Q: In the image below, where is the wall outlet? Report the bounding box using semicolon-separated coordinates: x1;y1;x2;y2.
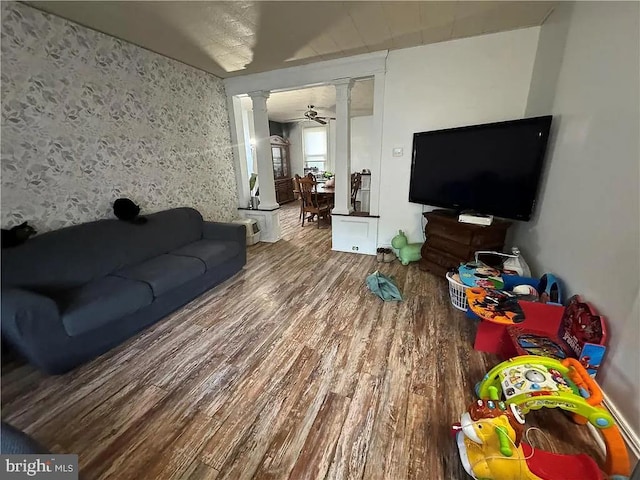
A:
352;246;359;251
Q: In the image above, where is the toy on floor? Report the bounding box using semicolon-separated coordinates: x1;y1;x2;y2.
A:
504;295;608;377
538;274;562;305
453;397;611;480
474;356;630;478
459;261;504;289
466;287;525;324
463;250;562;305
390;230;421;265
476;247;531;277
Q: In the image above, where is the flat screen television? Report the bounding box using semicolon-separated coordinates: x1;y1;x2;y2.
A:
409;116;552;221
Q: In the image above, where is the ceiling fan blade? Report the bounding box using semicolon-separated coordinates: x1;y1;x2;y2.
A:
314;118;327;125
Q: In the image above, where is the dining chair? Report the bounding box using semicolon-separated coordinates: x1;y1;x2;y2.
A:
293;174;304;222
351;172;362;211
298;175;331;228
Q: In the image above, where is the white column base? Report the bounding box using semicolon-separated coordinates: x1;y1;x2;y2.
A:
331;216;379;255
258;202;280;211
331;206;354;216
239;209;281;243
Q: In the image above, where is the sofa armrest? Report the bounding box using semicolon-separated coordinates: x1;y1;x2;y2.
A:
202;221;246;245
1;288;60;344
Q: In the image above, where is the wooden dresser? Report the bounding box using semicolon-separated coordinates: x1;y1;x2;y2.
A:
420;211;511;276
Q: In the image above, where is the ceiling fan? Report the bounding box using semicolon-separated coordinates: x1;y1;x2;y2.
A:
294;105;335;125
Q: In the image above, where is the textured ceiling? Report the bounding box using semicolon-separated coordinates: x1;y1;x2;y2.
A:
241;79;374;123
28;1;556;78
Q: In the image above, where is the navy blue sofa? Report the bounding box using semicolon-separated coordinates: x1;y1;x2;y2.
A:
1;208;246;374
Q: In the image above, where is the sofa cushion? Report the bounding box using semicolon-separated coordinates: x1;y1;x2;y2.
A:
59;277;153;337
113;254;205;297
171;240;241;270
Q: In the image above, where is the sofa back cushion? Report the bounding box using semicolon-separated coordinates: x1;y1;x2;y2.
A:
2;208;203;292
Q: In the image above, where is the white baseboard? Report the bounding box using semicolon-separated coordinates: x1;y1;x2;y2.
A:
591;392;640;464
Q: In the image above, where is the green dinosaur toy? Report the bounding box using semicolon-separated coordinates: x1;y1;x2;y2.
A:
391;230;422;266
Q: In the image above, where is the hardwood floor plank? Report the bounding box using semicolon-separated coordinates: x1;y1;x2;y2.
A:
287;392;350;480
49;382;168;464
215;346;322;479
199;340;305;469
362;300;415;480
326;373;380;480
252;337;345;480
179;460;220;480
142;412;220;480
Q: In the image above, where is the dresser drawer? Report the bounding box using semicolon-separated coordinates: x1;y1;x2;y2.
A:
422;246;461;271
426;236;474;260
426;221;474;245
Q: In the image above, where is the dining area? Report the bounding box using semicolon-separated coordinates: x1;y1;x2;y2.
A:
293;173;335;228
292;172;364;228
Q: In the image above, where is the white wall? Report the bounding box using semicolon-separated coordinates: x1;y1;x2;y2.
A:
1;2;238;231
351;115;374;174
241;106;257;177
288;122;305;177
513;2;640;435
377;27;540;245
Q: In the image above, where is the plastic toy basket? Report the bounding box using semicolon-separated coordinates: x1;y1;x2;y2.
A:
446;271;468;312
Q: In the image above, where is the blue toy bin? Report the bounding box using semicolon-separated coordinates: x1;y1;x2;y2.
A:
502;274;539;290
503;273;563;305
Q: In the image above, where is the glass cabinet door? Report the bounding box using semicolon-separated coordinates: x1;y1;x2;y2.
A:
272;146;283;178
281;147;289;177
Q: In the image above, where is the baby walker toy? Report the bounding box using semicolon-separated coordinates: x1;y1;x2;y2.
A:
456;355;631;480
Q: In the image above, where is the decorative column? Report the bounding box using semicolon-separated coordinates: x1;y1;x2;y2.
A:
331;78;354;215
248;90;278;210
245;90;281;242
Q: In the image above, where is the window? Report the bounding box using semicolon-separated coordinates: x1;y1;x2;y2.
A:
303;126;327;170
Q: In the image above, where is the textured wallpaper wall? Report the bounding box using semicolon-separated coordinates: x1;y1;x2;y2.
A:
1;2;238;232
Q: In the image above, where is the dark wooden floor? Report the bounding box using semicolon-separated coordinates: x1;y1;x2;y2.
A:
1;203;603;479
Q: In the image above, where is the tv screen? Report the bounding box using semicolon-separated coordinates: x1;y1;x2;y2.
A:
409;116;552;221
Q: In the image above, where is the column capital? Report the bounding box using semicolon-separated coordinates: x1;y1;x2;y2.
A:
247;90;271;100
333;78;355;89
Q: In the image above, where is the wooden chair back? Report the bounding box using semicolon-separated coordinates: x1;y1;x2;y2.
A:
298;175;321;210
298;174;330;227
351;172;362;210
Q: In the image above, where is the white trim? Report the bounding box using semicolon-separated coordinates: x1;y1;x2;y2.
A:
228;96;250;209
224;51;387;96
368;69;387;216
602;392;640;463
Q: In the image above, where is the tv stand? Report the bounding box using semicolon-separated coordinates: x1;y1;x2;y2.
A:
420;210;511;276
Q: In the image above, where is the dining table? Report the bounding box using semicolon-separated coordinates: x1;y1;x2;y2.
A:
316;184;335;198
